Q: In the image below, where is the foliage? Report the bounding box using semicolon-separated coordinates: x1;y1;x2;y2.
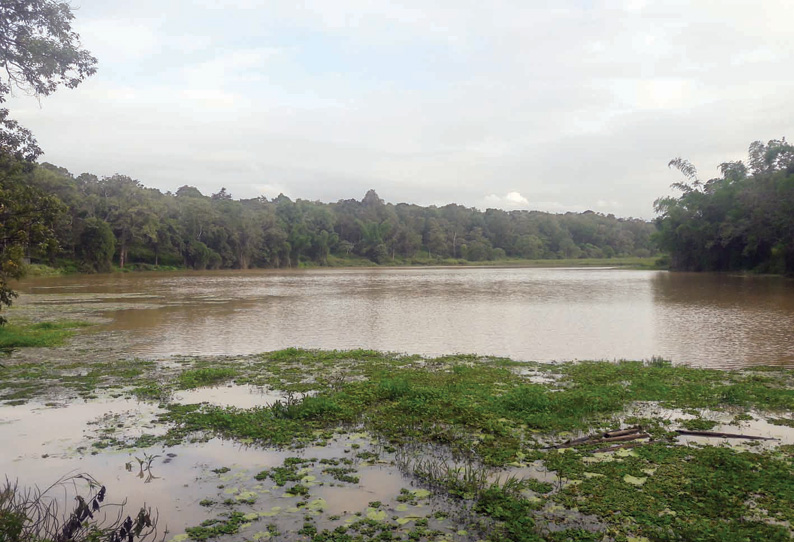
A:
151;351;792;469
655;138;794;274
0;0;96;322
0;155;64;324
0;0;97;160
77;217;115;272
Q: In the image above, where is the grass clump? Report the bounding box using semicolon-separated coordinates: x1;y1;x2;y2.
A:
253;458;315;487
321;466;359;484
0;320;91;349
474;486;542;542
287;483;310;496
177;367;236;389
681;418;719;431
184;511;245;540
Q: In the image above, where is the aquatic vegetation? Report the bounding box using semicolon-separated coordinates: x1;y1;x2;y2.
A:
547;443;794;541
474;485;541;542
0;319;91;349
3;348;793;541
184;511;246;540
177;367;237;389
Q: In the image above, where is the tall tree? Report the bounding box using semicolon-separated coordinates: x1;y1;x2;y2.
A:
0;155;63;323
0;0;96;322
655;139;794;274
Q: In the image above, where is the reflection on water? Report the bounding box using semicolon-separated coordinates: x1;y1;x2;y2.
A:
172;385;287;409
651;273;794;368
14;267;794;368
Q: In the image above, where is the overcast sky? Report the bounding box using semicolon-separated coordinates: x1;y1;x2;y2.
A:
8;0;794;218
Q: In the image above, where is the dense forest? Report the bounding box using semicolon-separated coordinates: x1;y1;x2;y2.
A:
5;159;657;273
655;138;794;275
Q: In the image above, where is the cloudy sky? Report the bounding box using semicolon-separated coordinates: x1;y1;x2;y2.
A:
8;0;793;218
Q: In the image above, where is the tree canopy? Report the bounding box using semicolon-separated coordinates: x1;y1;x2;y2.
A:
0;0;97;160
15;163;658;274
655;138;794;274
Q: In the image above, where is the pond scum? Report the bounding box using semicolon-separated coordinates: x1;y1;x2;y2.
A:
1;345;793;542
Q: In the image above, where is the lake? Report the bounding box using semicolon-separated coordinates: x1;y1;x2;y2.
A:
13;267;794;368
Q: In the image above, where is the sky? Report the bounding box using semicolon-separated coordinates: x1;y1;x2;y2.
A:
7;0;794;219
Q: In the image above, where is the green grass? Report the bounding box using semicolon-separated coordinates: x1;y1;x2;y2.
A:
177;367;237;389
0;320;91;349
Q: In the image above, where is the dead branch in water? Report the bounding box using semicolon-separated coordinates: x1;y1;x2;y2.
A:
546;426;648;450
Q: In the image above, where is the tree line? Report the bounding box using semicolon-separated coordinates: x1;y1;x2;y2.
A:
10;161;657;273
654;138;794;275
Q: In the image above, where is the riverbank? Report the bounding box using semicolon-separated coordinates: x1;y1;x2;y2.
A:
1;340;792;541
22;255;663;278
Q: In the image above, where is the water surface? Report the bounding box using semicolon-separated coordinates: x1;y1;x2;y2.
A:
14;267;794;368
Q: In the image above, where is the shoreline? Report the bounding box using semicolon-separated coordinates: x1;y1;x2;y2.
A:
21;256;663;280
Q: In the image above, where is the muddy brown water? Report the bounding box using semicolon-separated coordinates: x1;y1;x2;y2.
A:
12;267;794;368
0;396;470;539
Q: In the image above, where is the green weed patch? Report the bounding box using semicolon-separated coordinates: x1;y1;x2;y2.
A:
0;320;91;349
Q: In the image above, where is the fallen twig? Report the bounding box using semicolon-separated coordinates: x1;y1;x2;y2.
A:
604;426;643;438
675;430;777;441
546;426;647;450
599;432;650;444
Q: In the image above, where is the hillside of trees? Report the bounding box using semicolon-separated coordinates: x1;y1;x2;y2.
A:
654;138;794;275
11;161;657;272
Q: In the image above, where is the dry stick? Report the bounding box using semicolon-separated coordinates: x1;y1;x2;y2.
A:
548;430;649;450
597;432;650;444
604;426;642;438
559;426;640;447
675;430;777;441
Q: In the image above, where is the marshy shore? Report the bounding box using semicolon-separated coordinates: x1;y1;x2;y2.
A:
2;338;792;542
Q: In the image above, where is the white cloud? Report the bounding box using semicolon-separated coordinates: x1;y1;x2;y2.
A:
6;0;794;219
483;191;530;210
